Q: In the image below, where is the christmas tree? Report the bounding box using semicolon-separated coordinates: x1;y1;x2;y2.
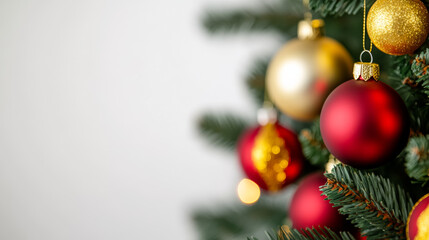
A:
193;0;429;239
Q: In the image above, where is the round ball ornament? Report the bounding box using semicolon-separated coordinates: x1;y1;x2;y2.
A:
266;19;353;121
289;172;346;230
320;62;410;168
237;122;304;192
367;0;429;55
407;193;429;240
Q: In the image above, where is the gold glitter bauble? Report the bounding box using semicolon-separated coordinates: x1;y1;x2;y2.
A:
367;0;429;56
266;20;353;121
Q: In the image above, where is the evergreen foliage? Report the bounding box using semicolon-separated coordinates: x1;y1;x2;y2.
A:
198;113;249;150
279;227;355;240
298;121;330;167
248;227;356;240
309;0;371;16
405;135;429;185
246;58;270;105
202;10;301;35
202;0;303;35
411;48;429;99
390;52;429;135
192;198;287;240
321;165;413;239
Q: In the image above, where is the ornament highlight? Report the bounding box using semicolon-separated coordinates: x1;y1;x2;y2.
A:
289;172;346;230
407;193;429;240
367;0;429;55
266;19;353;121
237;123;304;192
320;62;410;168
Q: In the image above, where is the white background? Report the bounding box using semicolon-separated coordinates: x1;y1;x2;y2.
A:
0;0;281;239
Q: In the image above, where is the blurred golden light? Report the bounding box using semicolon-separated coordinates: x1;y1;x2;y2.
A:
237;178;261;205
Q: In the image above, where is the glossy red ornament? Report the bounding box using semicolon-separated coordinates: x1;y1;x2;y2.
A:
407;193;429;240
320;79;410;169
289;172;346;230
238;123;304;192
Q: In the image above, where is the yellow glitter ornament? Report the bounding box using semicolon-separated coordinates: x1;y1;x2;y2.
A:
367;0;429;56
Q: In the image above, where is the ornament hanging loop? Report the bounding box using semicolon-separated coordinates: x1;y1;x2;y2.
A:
360;50;373;63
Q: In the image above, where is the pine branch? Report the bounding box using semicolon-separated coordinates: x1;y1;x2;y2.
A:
192;198;287;240
264;232;277;240
201;0;303;35
198;113;249;150
249;227;355;240
246;58;269;105
412;48;429;97
309;0;375;17
299;121;330;167
279;227;356;240
405;135;429;185
389;50;429;134
202;11;300;35
321;165;414;239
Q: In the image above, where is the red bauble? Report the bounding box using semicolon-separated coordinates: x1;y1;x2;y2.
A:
320;79;410;168
407;193;429;240
238;123;304;192
352;229;368;240
289;172;346;230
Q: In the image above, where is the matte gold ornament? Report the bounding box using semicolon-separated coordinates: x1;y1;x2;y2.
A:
367;0;429;55
266;20;353;121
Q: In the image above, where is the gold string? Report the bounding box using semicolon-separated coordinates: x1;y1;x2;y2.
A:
363;0;373;52
303;0;312;20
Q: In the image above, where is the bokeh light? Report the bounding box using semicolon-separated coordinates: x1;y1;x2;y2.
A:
237;178;261;205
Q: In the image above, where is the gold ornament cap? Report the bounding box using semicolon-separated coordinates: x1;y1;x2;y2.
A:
353;62;380;81
298;19;324;40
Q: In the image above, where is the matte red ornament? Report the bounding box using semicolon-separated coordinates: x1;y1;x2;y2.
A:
237;123;304;192
289;172;346;230
320;78;410;169
352;229;368;240
407;193;429;240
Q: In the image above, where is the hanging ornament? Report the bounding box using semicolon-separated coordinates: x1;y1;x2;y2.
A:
266;19;353;121
237;106;304;192
320;57;410;168
289;172;347;231
320;0;410;169
367;0;429;55
407;193;429;240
